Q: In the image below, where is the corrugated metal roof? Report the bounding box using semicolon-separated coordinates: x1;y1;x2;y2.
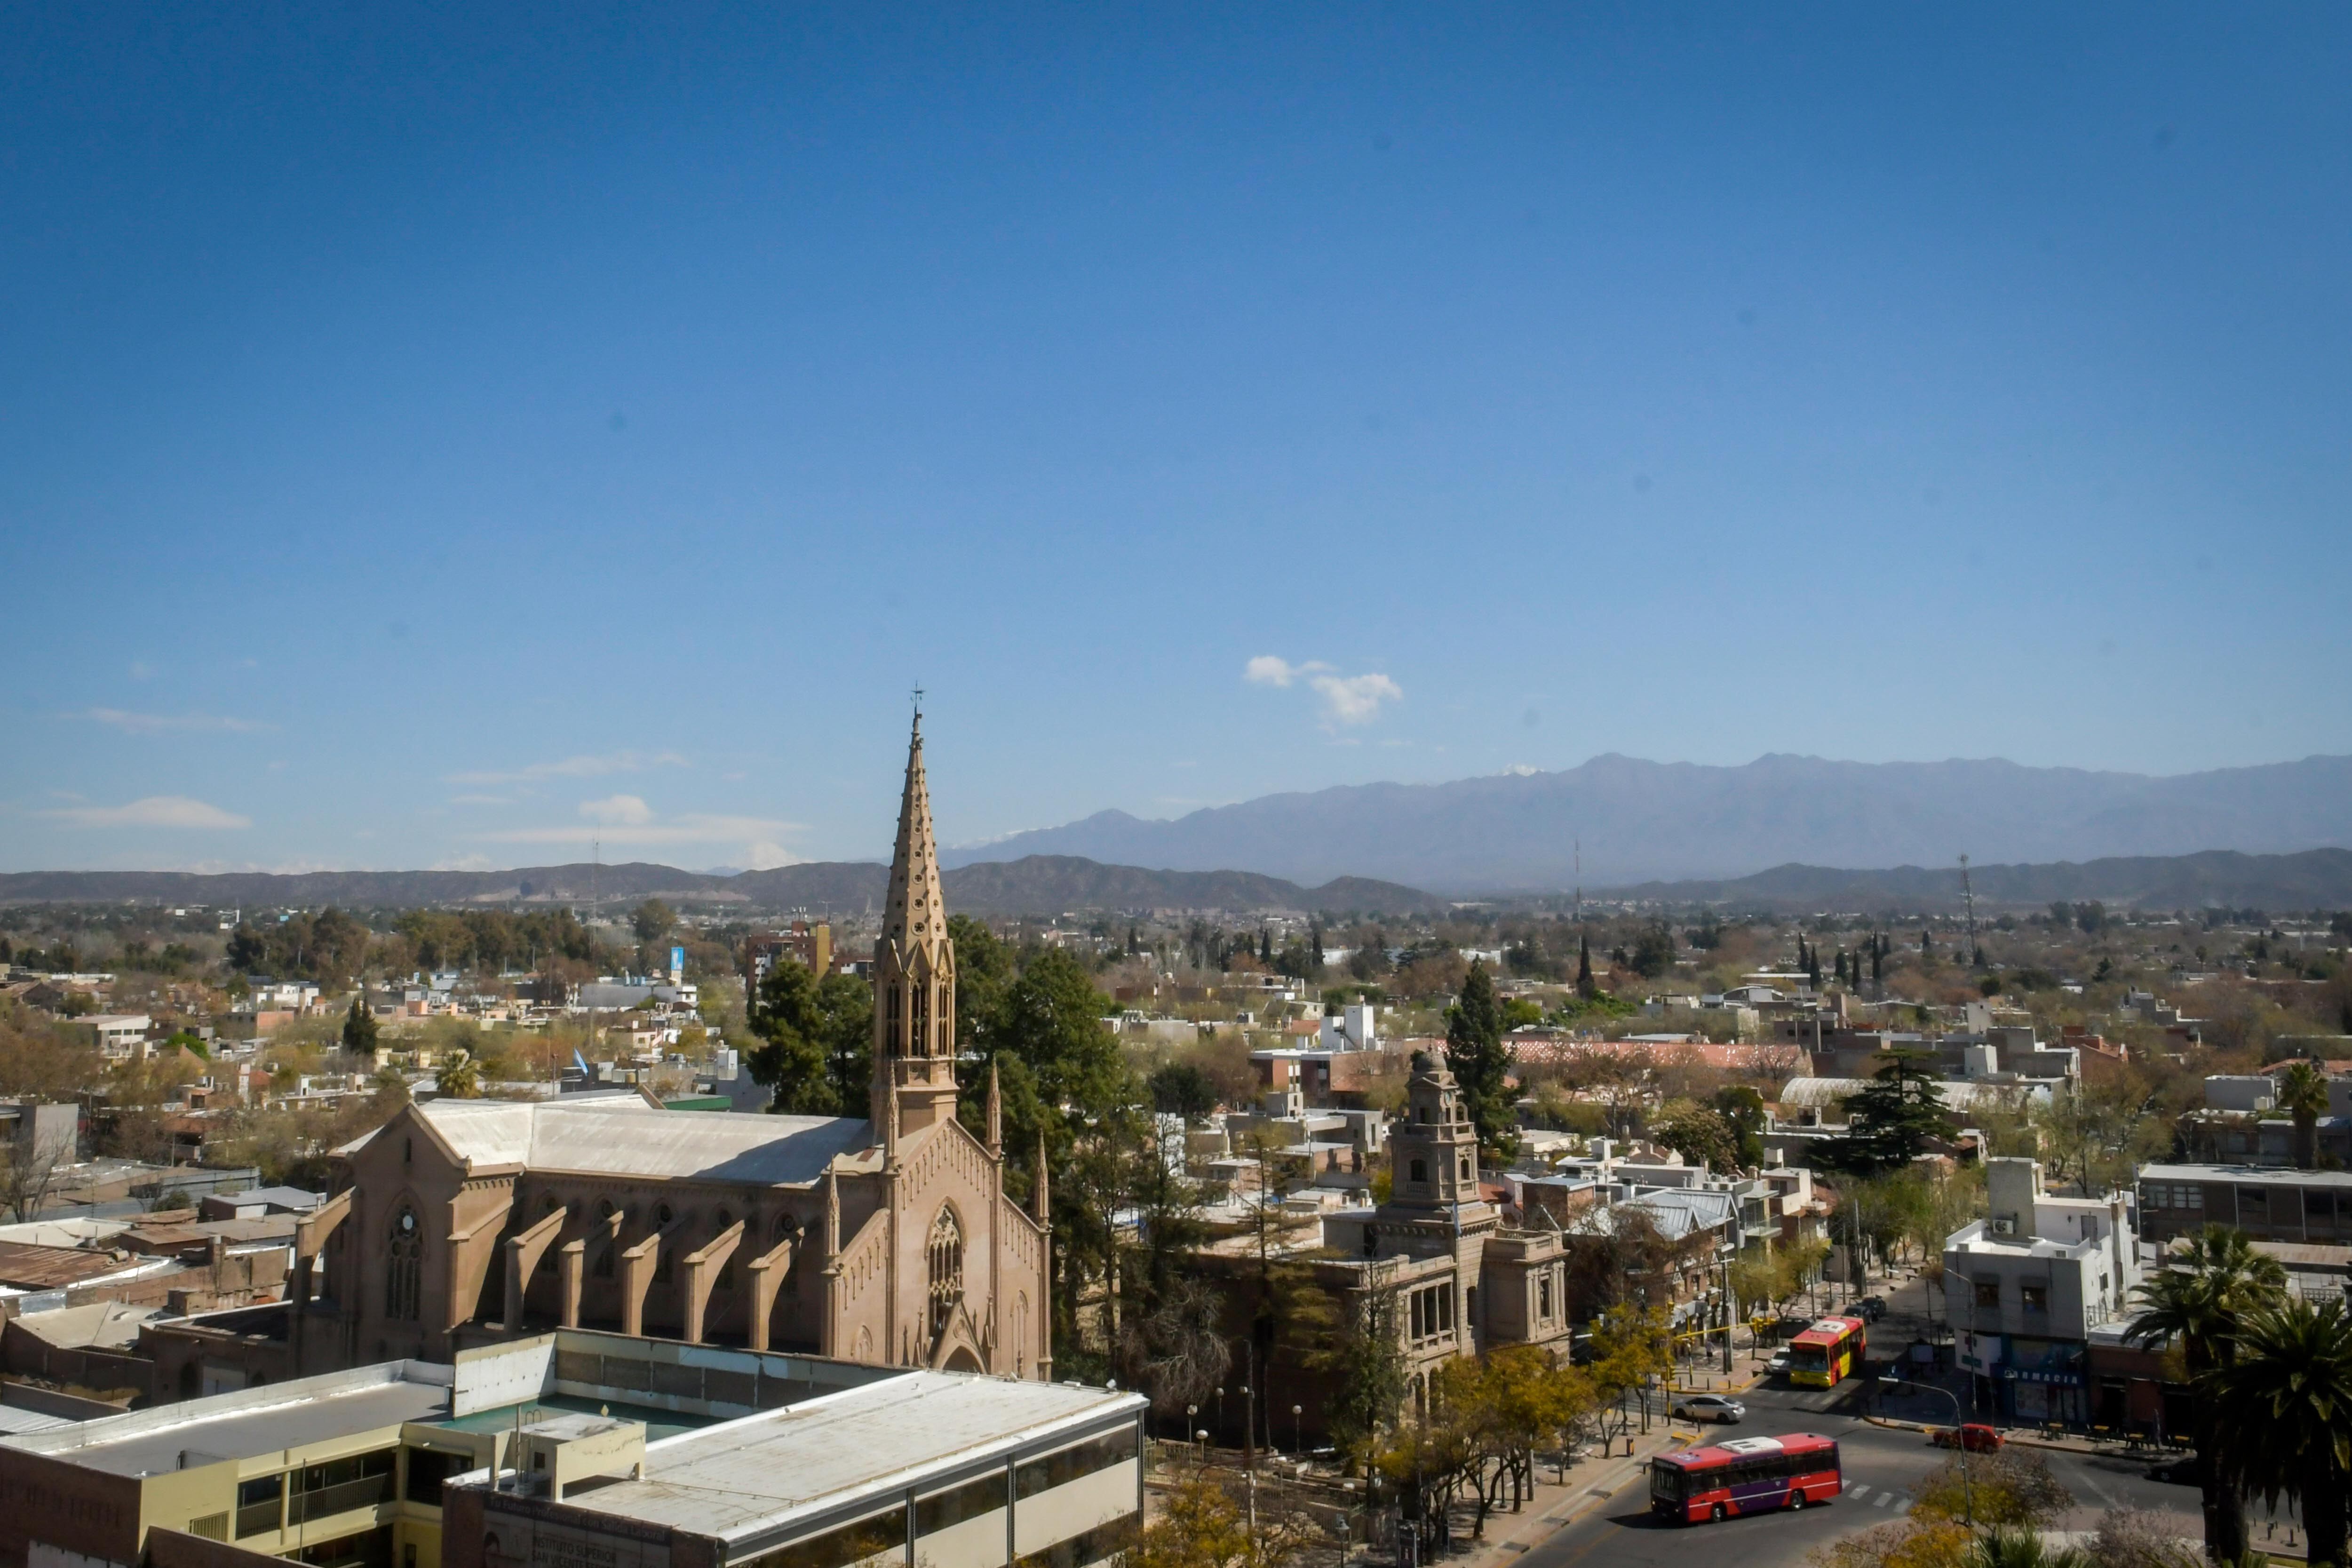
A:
549;1373;1142;1544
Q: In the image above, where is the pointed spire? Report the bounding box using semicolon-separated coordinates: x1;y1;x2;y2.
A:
1031;1141;1050;1226
986;1060;1002;1156
871;708;960;1133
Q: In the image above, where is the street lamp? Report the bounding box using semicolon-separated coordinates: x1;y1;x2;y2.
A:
1879;1377;1972;1527
1293;1403;1303;1457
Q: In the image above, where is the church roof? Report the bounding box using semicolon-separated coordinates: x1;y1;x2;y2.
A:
343;1095;877;1186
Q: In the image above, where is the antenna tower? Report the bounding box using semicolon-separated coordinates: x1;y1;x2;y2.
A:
1959;853;1981;967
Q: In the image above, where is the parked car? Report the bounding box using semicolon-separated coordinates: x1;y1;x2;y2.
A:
1930;1424;2004;1453
1855;1296;1888;1322
1673;1395;1747;1425
1767;1348;1792;1374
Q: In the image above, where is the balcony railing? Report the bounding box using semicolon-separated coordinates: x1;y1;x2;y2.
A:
289;1472;395;1524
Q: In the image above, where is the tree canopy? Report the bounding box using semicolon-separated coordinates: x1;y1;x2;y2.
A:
1445;959;1514;1152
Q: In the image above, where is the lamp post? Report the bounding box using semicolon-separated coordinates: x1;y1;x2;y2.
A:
1293;1404;1304;1457
1879;1377;1972;1527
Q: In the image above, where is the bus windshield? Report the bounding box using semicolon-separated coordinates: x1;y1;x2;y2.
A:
1650;1465;1686;1502
1788;1343;1831;1372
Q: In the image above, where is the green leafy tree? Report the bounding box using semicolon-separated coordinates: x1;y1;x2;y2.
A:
1712;1085;1768;1167
749;958;873;1115
1146;1061;1219;1118
2125;1226;2288;1558
1649;1101;1740;1172
2203;1295;2352;1568
341;994;378;1056
1629;922;1677;979
632;898;677;946
1445;960;1515;1153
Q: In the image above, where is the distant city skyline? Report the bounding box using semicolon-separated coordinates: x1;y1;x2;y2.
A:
4;8;2349;872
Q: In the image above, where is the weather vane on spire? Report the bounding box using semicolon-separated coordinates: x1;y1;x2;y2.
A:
911;685;925;724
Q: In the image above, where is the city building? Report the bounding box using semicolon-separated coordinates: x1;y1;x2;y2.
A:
1945;1158;2140;1425
441;1366;1145;1568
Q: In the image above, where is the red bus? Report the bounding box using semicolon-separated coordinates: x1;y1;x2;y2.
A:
1649;1434;1843;1524
1787;1316;1867;1389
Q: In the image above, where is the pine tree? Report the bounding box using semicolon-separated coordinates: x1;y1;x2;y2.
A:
1258;927;1271;963
1445;961;1514;1153
1311;923;1325;968
1834;950;1849;986
341;993;378;1056
1871;937;1884;985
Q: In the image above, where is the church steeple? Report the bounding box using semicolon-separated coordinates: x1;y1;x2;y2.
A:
871;707;961;1134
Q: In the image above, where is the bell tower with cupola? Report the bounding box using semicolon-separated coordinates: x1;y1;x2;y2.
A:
1388;1052;1483;1210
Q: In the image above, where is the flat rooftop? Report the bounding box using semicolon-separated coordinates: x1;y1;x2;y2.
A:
2139;1162;2352;1188
2;1366;452;1478
533;1372;1141;1544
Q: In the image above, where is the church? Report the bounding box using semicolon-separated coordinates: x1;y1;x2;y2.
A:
278;716;1053;1379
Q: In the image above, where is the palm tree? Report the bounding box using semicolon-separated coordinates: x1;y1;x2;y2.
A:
2125;1225;2288;1559
2277;1061;2330;1171
2206;1294;2352;1568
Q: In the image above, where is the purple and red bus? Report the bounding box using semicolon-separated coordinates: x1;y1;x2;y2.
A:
1649;1434;1842;1524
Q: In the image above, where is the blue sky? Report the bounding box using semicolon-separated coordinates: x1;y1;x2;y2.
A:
5;5;2349;873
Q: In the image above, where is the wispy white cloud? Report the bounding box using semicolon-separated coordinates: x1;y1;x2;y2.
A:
1244;656;1402;724
580;794;654;826
446;750;689;786
1243;655;1330;688
42;796;251;829
1312;672;1402;724
83;708;270;734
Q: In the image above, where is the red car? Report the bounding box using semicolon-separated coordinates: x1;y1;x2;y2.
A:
1930;1424;2003;1453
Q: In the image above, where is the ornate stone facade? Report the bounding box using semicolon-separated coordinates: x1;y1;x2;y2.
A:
280;716;1051;1380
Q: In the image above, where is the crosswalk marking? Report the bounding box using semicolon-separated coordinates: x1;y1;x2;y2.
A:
1873;1493;1891;1508
1843;1481;1864;1496
1891;1497;1913;1515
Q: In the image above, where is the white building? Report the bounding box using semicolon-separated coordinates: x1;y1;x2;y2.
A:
82;1013;152;1059
1320;1000;1377;1052
1944;1157;2139;1426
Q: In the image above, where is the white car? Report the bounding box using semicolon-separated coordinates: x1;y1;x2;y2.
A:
1767;1349;1792;1374
1673;1395;1747;1424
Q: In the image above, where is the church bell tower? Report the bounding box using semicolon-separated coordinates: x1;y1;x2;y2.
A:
871;709;961;1135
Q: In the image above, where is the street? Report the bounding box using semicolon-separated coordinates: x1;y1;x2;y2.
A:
1514;1377;2204;1568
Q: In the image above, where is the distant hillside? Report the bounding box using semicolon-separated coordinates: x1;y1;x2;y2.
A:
946;753;2352;891
1598;848;2352;912
0;855;1441;917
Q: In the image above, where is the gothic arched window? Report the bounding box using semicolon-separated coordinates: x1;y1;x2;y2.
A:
926;1207;964;1338
386;1206;421;1322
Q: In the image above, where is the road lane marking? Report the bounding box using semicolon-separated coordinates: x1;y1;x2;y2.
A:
1874;1493;1891;1507
1892;1497;1912;1515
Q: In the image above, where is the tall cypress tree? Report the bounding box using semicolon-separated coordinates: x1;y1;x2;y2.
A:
1871;936;1884;985
1445;960;1514;1153
1575;933;1596;998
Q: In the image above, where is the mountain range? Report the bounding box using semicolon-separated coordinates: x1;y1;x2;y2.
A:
945;754;2352;891
1604;848;2352;914
0;856;1443;916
